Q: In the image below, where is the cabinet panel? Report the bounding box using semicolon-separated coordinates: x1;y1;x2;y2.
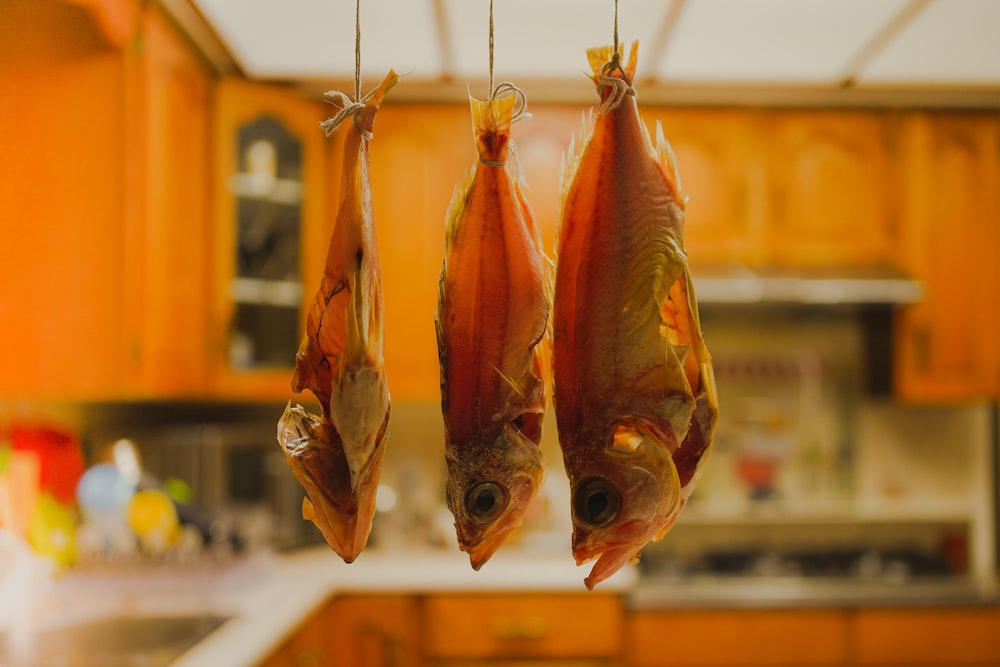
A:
257;600;334;667
768;111;894;267
627;609;846;666
328;595;421;667
656;108;768;267
125;6;211;397
368;104;470;401
853;608;1000;665
423;594;622;660
210;78;329;399
0;0;129;399
893;113;1000;400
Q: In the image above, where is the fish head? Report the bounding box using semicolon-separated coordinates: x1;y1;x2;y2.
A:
446;419;545;570
277;403;386;563
569;422;682;589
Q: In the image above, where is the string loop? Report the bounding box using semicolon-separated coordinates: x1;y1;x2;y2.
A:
596;0;634;113
490;80;530;123
320;0;367;137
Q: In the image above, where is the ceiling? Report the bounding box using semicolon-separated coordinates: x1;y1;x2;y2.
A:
188;0;1000;104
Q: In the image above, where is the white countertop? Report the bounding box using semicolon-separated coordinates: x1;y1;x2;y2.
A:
180;546;636;667
15;545;634;667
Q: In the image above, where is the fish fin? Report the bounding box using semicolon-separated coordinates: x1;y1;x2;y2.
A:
558;112;594;216
585;41;638;80
443;165;477;249
672;343;691;369
655;121;686;209
470;93;516;134
302;496;316;522
363;69;399;111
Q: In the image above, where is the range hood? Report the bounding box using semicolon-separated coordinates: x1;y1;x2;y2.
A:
692;265;924;306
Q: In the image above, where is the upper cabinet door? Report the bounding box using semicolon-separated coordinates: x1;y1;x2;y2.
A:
767;111;895;267
125;8;212;398
210;79;329;400
657;108;768;268
367;104;470;402
894;113;1000;401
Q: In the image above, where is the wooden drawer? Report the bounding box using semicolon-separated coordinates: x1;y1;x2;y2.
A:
627;609;847;666
853;607;1000;665
422;594;623;660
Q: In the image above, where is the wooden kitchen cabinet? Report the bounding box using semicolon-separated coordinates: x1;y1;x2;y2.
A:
852;607;1000;665
422;593;623;664
258;595;420;667
893;112;1000;401
0;0;211;400
367;104;470;401
125;4;212;397
327;595;421;667
766;111;895;267
626;609;847;666
209;77;331;400
258;599;336;667
656;108;769;268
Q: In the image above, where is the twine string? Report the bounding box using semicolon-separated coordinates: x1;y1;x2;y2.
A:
320;0;367;137
486;0;529;123
596;0;634;113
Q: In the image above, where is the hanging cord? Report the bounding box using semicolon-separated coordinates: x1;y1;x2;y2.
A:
489;0;495;97
486;0;529;123
320;0;368;137
596;0;635;113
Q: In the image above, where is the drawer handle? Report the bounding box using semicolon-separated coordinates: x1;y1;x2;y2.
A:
494;616;547;640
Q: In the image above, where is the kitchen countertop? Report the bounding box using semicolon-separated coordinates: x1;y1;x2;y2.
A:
14;546;997;667
176;546;637;667
630;575;995;610
12;546;635;667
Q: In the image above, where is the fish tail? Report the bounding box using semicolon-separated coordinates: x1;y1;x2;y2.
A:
585;41;638;80
469;92;518;166
470;93;516;136
365;69;399;109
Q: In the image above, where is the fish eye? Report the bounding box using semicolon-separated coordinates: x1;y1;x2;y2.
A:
574;478;621;528
465;482;508;524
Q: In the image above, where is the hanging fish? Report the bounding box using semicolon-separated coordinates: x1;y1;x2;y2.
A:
436;88;550;569
553;44;717;589
277;70;397;563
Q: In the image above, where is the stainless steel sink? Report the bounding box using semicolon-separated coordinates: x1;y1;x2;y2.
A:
0;613;228;667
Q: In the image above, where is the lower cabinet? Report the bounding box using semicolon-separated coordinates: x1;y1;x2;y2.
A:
258;595;1000;667
628;606;1000;667
257;600;334;667
627;609;846;667
853;607;1000;666
422;594;623;666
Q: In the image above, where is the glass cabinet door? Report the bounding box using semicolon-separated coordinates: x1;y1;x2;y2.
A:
228;116;303;370
212;79;328;399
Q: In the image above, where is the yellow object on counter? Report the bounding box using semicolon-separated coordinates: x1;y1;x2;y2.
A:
27;491;77;569
127;488;180;552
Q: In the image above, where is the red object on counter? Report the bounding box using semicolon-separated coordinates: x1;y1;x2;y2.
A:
9;424;85;505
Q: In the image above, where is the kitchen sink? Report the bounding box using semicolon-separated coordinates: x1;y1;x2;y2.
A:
0;613;229;667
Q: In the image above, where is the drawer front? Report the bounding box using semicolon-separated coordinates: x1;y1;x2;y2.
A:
423;594;623;659
853;608;1000;665
628;609;847;666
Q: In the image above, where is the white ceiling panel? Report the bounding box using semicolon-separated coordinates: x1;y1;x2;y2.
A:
858;0;1000;85
657;0;910;84
443;0;672;81
195;0;442;79
190;0;1000;102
